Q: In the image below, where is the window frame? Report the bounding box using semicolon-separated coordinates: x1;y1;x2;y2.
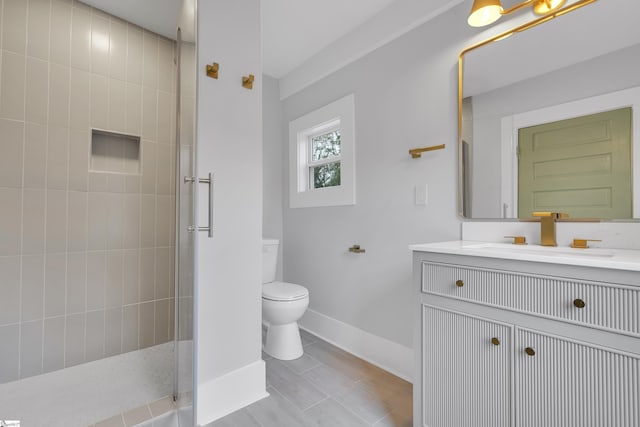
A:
289;94;356;208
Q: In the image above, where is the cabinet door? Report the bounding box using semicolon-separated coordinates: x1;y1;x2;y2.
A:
422;305;512;427
515;328;640;427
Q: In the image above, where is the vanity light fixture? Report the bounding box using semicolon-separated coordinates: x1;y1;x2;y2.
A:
467;0;566;27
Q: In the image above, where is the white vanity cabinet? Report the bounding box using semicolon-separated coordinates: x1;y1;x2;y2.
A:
421;305;512;427
514;328;639;427
413;247;640;427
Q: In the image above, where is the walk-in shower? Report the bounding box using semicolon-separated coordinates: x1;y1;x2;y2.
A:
0;0;196;425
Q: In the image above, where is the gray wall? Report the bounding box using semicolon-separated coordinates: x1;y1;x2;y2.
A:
263;76;284;280
278;4;475;348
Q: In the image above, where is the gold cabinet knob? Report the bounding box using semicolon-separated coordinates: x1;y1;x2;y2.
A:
525;347;536;356
573;298;586;308
491;337;500;346
455;279;464;287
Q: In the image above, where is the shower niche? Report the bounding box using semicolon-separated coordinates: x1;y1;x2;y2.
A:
90;129;141;174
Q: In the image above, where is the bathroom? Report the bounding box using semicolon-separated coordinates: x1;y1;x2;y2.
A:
1;0;639;426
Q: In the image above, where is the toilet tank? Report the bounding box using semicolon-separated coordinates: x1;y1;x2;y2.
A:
262;238;279;284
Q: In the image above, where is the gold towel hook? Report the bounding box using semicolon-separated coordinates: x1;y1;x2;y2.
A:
206;62;219;79
242;74;255;89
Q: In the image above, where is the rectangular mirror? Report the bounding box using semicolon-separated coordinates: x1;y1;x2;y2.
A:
459;0;640;220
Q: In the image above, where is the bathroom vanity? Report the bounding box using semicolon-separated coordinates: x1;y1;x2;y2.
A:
411;241;640;427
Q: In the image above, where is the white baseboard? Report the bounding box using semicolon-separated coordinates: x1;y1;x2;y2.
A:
299;309;414;383
196;360;268;426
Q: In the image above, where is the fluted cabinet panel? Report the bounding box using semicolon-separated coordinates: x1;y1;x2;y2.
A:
515;328;640;427
422;262;640;335
422;305;512;427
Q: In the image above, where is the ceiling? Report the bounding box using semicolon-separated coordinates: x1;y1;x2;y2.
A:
80;0;401;78
261;0;398;78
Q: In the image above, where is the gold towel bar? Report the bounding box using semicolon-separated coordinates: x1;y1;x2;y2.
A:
409;144;445;158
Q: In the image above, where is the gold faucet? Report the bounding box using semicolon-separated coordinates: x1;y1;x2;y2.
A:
532;212;569;246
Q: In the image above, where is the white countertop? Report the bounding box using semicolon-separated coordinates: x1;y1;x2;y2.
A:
410;240;640;272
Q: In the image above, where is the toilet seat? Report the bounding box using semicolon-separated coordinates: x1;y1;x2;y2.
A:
263;281;309;302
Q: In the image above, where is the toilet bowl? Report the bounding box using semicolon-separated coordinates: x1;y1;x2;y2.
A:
262;239;309;360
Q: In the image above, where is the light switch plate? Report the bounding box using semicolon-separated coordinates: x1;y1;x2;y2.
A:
415;184;428;205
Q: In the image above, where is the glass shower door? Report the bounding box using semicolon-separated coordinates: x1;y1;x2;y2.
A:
174;26;196;426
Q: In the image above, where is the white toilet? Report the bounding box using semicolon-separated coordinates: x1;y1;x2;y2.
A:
262;239;309;360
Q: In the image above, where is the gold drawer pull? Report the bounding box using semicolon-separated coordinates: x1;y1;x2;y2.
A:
455;279;464;287
573;298;586;309
491;337;500;346
525;347;536;356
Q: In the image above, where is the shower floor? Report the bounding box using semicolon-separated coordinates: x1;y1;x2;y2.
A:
0;343;173;427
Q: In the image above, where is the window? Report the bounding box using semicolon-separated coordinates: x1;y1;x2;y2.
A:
289;94;355;208
309;126;341;189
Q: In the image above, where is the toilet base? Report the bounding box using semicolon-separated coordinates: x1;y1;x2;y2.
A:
264;322;303;360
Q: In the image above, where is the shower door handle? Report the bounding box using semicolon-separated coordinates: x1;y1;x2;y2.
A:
185;173;213;238
198;172;213;238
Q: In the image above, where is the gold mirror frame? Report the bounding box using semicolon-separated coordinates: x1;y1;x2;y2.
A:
457;0;597;219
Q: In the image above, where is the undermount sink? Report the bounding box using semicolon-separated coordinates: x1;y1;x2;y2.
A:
462;242;615;258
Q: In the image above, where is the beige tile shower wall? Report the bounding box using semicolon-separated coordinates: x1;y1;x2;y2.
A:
0;0;176;384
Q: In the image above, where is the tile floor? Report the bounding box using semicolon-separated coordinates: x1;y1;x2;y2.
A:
206;329;413;427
